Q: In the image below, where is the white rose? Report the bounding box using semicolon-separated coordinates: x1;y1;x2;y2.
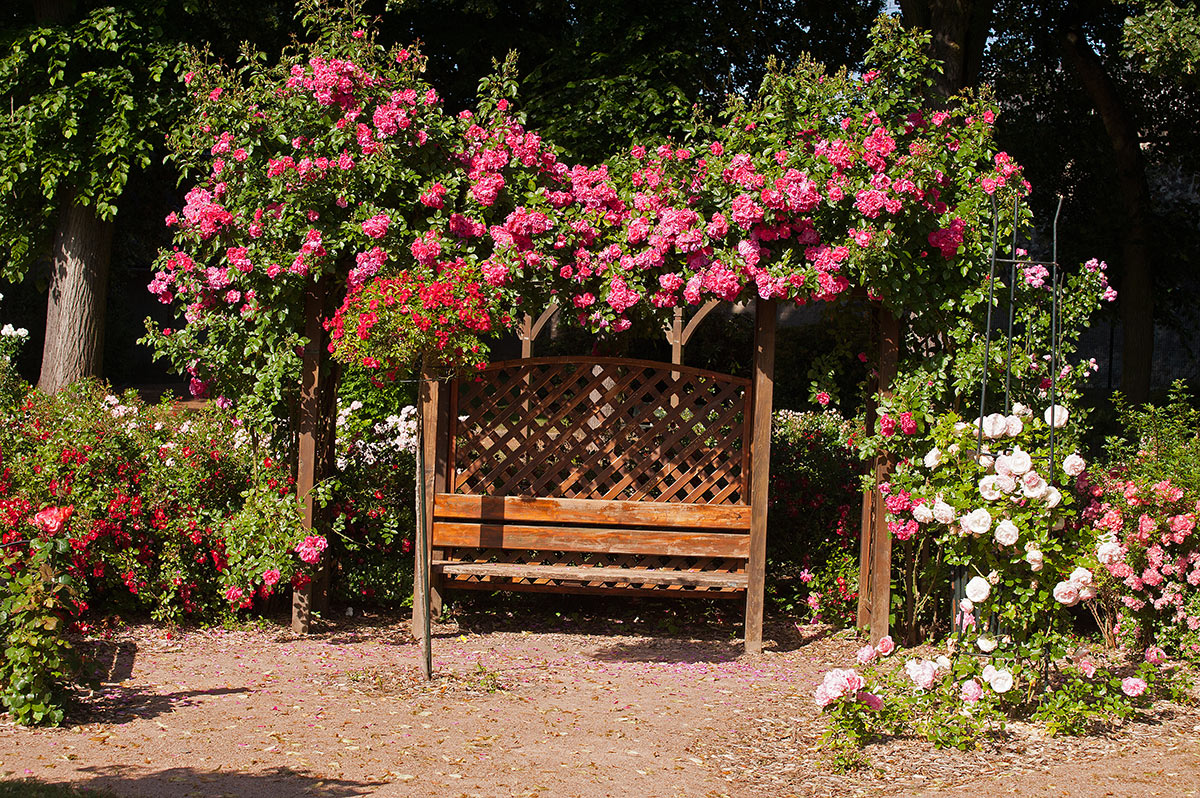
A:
1043;486;1062;508
924;447;943;469
1044;404;1069;428
954;422;970;434
935;655;952;670
978;475;1002;501
1062;452;1086;477
981;663;997;682
1005;414;1024;437
1068;567;1093;588
994;519;1019;546
988;569;1000;585
913;503;934;524
976;453;995;469
1008;447;1032;476
962;508;993;536
976;634;998;653
932;501;956;525
1079;586;1097;602
993;453;1014;476
995;473;1017;494
959;598;974;612
965;575;991;603
1012;402;1033;418
1024;548;1044;571
988;668;1014;693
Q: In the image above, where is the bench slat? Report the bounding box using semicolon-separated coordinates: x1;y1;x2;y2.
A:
434;493;750;530
433;521;749;558
433;561;748;589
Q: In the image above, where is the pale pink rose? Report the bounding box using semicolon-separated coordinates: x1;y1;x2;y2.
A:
814;684;836;708
1053;580;1080;607
1078;586;1097;601
1005;415;1024;437
978;476;1002;501
982;413;1008;439
923;447;943;469
913;503;934;524
1021;471;1048;499
965;576;991;603
994;453;1014;477
994;519;1020;547
1144;646;1167;665
960;679;984;703
1079;658;1097;678
1044;404;1069;428
857;691;884;711
1008;447;1032;475
1063;453;1086;477
1043;486;1062;508
1068;567;1094;588
995;473;1017;494
1025;548;1044;571
1097;540;1124;565
933;501;956;525
905;659;938;690
857;644;878;665
1121;677;1147;697
962;508;993;536
1013;402;1032;418
875;635;896;656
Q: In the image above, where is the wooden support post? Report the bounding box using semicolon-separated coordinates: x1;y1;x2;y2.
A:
745;298;776;654
856;308;881;630
292;278;326;635
866;309;900;645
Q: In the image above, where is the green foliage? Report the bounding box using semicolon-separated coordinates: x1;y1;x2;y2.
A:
1123;1;1200;82
0;539;79;726
0;2;184;279
0;780;119;797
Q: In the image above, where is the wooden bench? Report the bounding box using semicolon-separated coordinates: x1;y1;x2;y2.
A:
431;494;751;595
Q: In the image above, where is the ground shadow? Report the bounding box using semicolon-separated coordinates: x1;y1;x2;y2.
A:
85;639;137;683
71;765;380;797
590;637;744;663
72;685;251;725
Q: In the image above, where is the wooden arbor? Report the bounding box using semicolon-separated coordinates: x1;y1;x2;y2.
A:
413;300;777;652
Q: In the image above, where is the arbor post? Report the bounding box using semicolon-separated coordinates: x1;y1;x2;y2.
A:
858;306;900;644
292;278;332;634
745;298;776;654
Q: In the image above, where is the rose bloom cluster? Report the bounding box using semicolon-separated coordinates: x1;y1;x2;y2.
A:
1083;470;1200;648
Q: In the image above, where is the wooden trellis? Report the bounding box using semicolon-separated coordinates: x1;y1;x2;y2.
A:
415;300;777;652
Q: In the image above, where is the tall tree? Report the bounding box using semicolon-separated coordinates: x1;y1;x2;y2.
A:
0;1;181;392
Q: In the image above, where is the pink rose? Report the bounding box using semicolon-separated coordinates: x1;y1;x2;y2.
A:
1063;453;1086;477
30;505;74;535
295;535;328;565
857;691;883;711
1144;646;1167;666
1079;658;1096;678
960;679;983;704
262;569;281;586
875;635;895;656
1121;677;1147;697
856;645;878;665
905;659;937;690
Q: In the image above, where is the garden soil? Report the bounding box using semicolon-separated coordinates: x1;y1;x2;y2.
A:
0;601;1196;798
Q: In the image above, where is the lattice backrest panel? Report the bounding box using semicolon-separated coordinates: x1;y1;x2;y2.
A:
450;357;752;505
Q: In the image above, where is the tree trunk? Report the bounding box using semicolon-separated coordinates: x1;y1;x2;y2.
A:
38;199;114;394
1062;24;1154;404
899;0;995;95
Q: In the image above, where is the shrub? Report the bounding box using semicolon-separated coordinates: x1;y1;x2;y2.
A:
1081;382;1200;659
768;409;864;625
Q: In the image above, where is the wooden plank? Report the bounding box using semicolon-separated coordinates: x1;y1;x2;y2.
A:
744;298;776;654
476;356;751;389
433;561;749;589
432;522;751;558
437;579;745;599
434;494;751;530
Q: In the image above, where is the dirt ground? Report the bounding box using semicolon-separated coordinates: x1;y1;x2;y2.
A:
0;598;1196;798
